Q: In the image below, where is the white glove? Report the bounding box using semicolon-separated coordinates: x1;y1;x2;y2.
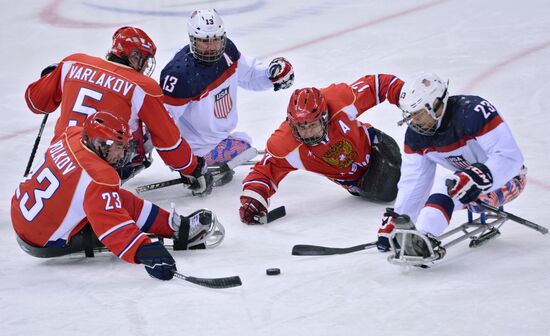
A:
268;57;294;91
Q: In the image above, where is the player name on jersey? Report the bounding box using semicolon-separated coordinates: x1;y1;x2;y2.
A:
67;65;134;96
49;139;77;176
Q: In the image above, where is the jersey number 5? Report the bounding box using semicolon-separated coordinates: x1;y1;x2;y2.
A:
69;87;103;126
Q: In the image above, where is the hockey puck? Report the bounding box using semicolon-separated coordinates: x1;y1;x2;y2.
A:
266;268;281;276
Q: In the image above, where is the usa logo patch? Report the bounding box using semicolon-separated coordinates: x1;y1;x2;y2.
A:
214;87;232;119
445;155;471;170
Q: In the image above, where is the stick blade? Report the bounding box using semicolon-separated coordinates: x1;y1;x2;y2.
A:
292;242;377;256
292;245;335;256
267;206;286;223
173;272;242;289
184;275;242;289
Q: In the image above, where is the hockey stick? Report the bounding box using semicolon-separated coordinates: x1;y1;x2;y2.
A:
475;200;548;234
24;114;49;176
292;241;377;256
135;160;258;194
172;271;242;289
253;205;286;224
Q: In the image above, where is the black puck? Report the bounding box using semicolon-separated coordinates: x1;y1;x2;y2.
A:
266;268;281;276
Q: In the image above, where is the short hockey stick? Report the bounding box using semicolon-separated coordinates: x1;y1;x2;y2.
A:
475;200;548;234
135;160;258;194
135;177;185;194
292;241;377;256
24;114;49;176
253;205;286;224
172;271;242;289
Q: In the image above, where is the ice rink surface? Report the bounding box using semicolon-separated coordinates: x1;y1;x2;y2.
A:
1;1;549;335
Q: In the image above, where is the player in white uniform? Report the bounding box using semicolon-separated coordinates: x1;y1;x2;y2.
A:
376;72;526;259
160;9;294;185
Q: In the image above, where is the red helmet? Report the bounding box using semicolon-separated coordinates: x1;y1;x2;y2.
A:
110;26;157;76
83;112;132;168
287;88;329;145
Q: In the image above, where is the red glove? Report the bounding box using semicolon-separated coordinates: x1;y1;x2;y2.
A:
239;196;267;224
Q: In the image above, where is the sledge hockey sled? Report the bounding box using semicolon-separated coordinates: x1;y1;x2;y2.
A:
387;210;509;268
16;224;105;258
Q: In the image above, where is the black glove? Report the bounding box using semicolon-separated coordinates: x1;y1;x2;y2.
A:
446;162;493;204
135;242;176;281
181;156;213;197
41;63;58;77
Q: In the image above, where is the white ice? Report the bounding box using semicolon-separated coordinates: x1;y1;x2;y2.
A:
1;1;549;335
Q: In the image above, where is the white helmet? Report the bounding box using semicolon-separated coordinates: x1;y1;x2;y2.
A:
398;72;449;136
187;9;226;63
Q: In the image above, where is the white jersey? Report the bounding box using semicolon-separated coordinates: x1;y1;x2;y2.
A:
160;39;272;156
394;95;524;222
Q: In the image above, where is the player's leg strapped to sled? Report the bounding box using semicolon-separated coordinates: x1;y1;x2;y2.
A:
136;146;262;194
16;190;225;259
386;208;508;268
384;168;546;268
203;136;257;187
350;128;402;202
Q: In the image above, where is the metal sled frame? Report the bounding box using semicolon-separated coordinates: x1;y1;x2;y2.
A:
388;211;507;267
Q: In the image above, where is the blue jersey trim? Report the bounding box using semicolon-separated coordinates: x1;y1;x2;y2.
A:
160;39;240;99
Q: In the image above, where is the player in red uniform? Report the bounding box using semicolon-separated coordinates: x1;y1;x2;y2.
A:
239;74;404;224
24;26;211;195
11;112;225;280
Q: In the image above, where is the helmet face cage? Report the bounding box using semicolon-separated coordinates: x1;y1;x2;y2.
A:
401;87;448;136
288;111;329;146
287;88;329;146
128;49;156;77
86;138;133;169
187;9;226;63
83;112;133;169
111;26;157;76
189;35;227;63
399;73;449;136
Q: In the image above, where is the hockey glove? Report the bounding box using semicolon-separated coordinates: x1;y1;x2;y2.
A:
239;196;268;225
135;242;176;281
377;215;396;252
446;162;493;204
268;57;294;91
40;63;58;77
181;156;213;197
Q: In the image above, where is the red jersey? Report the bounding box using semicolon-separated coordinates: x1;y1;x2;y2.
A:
11;127;154;264
242;74;403;205
25;53;197;174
